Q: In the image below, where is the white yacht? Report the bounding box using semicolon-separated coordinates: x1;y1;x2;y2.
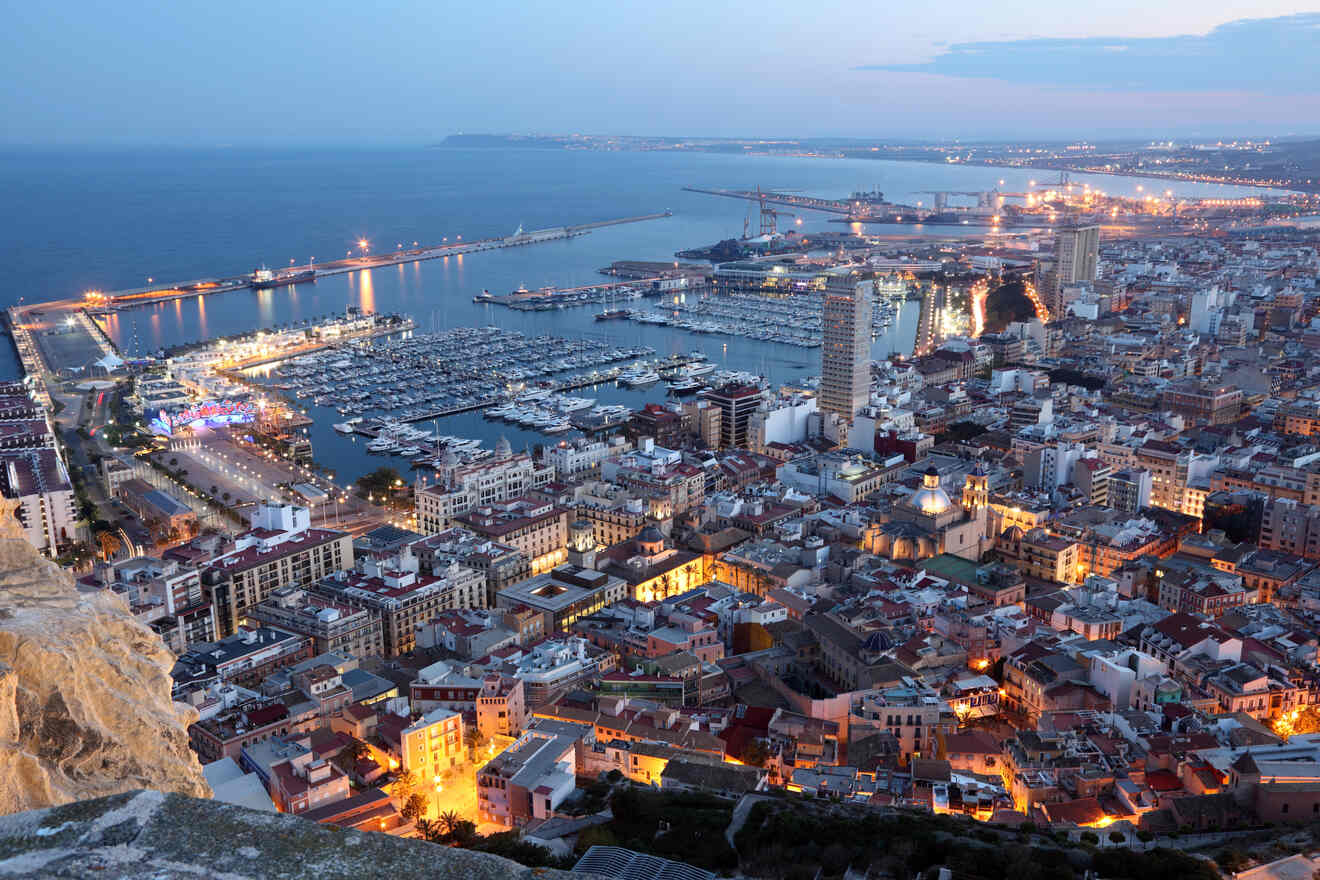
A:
619;368;661;387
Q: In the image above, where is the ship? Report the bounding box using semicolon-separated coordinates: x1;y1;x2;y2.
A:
251;264;316;289
473;288;496;303
594;309;630;321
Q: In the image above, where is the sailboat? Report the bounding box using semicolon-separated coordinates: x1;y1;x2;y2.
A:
595;286;628;321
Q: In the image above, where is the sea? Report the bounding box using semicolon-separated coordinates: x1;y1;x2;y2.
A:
0;146;1280;481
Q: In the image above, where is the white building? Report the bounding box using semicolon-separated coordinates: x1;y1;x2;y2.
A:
0;448;79;555
540;436;632;478
416;439;553;532
1088;649;1165;711
749;394;818;450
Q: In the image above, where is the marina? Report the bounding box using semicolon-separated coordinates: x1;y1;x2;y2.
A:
248;319;777;472
610;287;906;348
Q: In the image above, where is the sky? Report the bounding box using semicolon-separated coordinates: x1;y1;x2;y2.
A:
3;1;1319;145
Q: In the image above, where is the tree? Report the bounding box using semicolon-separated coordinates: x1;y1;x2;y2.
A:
438;810;462;836
447;819;477;846
1108;830;1126;845
392;769;417;803
414;818;441;842
1215;849;1250;872
1274;705;1320;741
464;727;487;754
1079;831;1099;846
340;739;368;768
96;530;121;559
357;467;404;502
741;739;771;767
401;793;428;821
575;824;619;853
937;421;989;445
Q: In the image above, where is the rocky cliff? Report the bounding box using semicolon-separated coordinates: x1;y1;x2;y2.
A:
0;790;593;879
0;500;209;814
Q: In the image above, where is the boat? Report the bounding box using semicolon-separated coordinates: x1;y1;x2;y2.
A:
473;288;496;303
595;309;629;321
668;377;702;394
332;422;358;434
366;437;398;453
252;265;316;289
685;362;716;376
619;369;661;387
397;446;422;457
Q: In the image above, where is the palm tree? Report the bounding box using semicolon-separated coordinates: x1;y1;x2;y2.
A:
438;810;462;836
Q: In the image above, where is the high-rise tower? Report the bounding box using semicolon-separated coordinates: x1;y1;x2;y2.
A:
1051;224;1099;317
819;275;872;420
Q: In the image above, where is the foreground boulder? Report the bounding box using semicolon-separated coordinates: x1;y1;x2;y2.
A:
0;499;209;814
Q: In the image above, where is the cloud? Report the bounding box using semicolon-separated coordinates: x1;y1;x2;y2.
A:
859;13;1320;93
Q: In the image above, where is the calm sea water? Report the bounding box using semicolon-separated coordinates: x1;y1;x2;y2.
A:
0;147;1279;480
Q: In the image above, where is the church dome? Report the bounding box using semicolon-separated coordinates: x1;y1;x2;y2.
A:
909;467;952;515
637;525;665;545
862;631;893;653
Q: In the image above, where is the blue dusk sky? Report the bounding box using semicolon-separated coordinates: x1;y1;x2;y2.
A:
4;1;1319;145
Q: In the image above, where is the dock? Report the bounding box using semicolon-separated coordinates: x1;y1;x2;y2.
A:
474;276;690;310
83;211;673;311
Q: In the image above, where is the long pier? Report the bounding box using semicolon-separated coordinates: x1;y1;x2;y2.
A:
85;211;673;311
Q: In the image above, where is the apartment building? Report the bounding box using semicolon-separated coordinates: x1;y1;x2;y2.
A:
313;554;485;656
203;504;353;637
455;497;568;576
245;586;384;659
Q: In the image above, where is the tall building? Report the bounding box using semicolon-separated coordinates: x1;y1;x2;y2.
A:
1051;225;1099;317
819;276;871;420
700;385;763;450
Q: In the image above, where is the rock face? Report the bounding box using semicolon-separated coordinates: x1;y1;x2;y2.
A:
0;791;592;879
0;500;209;814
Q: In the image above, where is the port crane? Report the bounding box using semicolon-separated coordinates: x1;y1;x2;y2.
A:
741;186;797;238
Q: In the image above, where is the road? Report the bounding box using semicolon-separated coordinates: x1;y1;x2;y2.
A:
187;430;401;535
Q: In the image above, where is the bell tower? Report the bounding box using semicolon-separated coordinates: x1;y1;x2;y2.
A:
962;460;989;514
566;519;597;570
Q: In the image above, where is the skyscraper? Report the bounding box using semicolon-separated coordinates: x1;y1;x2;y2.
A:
1051;224;1100;317
819;275;871;420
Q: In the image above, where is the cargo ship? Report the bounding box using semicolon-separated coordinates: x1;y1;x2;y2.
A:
251;265;317;289
594;309;630;321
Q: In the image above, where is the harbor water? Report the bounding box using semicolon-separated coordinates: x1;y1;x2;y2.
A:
0;146;1283;480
